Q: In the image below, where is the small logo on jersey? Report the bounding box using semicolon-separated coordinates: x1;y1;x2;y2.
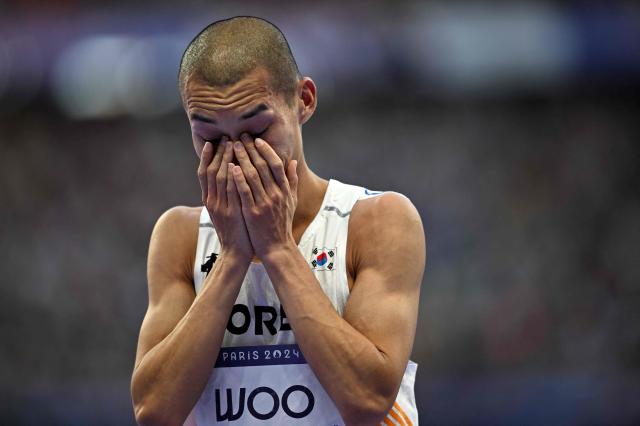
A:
310;247;335;271
201;252;218;276
364;188;383;196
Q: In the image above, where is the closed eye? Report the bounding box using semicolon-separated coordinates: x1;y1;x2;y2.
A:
252;126;269;139
204;126;268;144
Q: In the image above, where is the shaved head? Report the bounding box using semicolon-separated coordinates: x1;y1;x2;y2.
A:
178;16;301;104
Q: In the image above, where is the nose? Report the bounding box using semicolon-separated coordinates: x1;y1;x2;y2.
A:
223;131;252;142
221;131;243;142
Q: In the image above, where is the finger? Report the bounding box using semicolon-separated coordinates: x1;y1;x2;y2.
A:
226;162;241;209
232;165;255;209
204;136;228;202
254;138;288;191
198;141;214;205
233;140;266;202
240;133;277;194
209;135;228;177
286;160;299;198
214;140;234;207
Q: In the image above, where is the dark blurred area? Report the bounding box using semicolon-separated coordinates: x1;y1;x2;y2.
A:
1;1;640;425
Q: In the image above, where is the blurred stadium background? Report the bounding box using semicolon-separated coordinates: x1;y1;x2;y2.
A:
1;1;639;424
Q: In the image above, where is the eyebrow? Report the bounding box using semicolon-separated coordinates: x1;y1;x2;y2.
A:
240;103;269;120
190;103;269;124
191;113;216;124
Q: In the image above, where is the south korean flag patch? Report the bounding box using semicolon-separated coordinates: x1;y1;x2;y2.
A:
310;247;336;271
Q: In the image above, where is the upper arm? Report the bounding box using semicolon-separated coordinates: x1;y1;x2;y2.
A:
133;206;200;371
343;192;426;381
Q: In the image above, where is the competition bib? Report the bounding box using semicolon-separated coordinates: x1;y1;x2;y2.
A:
195;344;344;425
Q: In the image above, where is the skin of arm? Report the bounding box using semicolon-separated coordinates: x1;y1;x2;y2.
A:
263;193;425;425
132;139;255;425
230;136;426;425
130;206;251;426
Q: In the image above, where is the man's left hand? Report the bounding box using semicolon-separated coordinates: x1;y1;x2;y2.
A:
231;133;298;258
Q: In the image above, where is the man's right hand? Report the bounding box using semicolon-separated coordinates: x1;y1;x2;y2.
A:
197;136;254;260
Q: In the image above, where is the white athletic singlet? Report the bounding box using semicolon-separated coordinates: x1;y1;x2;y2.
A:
184;179;418;426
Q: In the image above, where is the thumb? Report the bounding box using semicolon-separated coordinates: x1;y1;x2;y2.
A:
286;160;298;197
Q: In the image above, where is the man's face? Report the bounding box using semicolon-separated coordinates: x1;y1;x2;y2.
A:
183;67;301;166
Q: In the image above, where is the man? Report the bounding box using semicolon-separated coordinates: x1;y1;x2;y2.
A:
131;16;425;426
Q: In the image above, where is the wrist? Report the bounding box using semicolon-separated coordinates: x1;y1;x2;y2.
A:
220;246;253;265
260;238;299;265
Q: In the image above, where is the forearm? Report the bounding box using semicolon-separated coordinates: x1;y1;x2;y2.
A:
132;252;249;425
263;243;396;424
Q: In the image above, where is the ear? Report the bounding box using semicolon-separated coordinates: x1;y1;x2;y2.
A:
296;77;317;125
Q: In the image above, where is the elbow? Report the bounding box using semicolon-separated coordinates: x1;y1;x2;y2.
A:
131;371;179;426
339;361;401;425
133;402;158;426
133;400;182;426
132;381;183;426
341;392;395;426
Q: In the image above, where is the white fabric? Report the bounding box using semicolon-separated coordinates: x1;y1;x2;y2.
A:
187;179;419;425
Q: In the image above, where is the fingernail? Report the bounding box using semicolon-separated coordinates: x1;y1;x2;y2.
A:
226;141;232;149
234;141;243;150
228;163;234;170
255;138;264;147
203;142;211;151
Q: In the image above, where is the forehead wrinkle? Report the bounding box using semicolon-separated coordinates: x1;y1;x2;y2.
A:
186;75;270;101
188;85;269;103
192;80;267;95
188;94;270;116
186;88;271;112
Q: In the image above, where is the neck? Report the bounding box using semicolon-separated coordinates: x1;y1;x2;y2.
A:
292;159;328;241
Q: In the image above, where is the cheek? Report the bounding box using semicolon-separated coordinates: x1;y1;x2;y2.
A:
267;137;292;163
267;126;296;157
192;134;205;158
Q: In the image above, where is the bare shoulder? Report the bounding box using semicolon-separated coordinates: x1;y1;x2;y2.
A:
152;205;202;239
135;206;201;369
148;206;202;285
350;191;424;243
347;192;426;281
